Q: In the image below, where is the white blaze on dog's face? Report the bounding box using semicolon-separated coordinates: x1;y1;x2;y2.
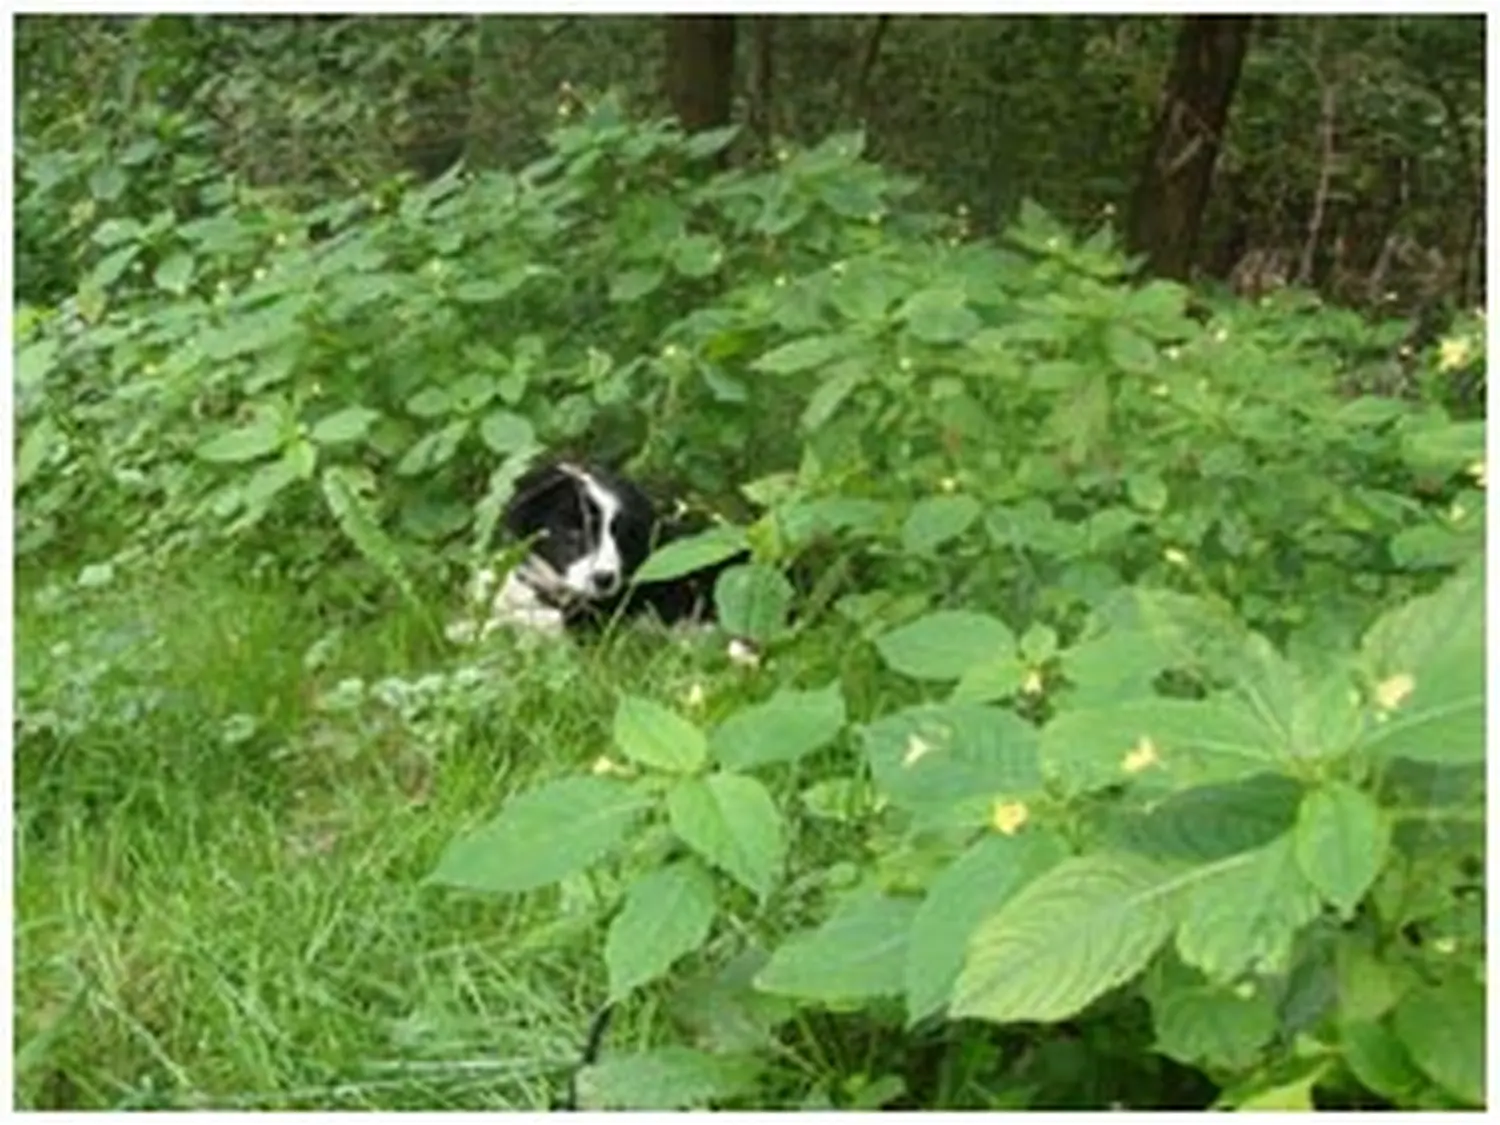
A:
561;469;624;598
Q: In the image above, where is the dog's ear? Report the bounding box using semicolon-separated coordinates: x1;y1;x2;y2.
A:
504;463;579;536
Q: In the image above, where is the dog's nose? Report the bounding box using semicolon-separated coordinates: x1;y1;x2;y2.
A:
590;569;620;595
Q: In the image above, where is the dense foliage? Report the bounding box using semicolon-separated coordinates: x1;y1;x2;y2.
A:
15;82;1484;1110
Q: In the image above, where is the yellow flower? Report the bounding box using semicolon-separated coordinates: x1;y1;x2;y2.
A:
991;800;1029;836
1163;547;1189;568
1374;673;1415;714
1437;335;1474;372
1122;737;1160;774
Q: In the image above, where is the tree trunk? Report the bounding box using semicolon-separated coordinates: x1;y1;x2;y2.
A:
1126;16;1252;280
663;16;737;139
749;16;775;153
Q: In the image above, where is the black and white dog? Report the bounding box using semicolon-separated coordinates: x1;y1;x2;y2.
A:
446;458;737;644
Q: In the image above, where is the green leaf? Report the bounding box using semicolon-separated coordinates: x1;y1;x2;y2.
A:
1359;561;1482;764
88;245;138;290
667;773;784;898
405;386;454;419
239;455;301;511
478;409;536;456
1293;783;1389;918
197;416;286;463
951;854;1175;1024
609;267;665;303
614;695;708;774
1110;774;1303;864
875;610;1016;682
15;337;59;392
1149;970;1278;1072
1127;471;1169;513
396;420;469;477
751;334;851;376
901;495;981;555
1391;977;1485;1106
756;895;919;1003
669;948;796;1054
1174;835;1323;982
1399;418;1484;476
672;234;724;278
800;364;863;432
1341;1020;1429;1104
310;406;379;445
1040;696;1276;797
1104;323;1157;374
860;703;1043;825
427;776;648;894
453;267;542;304
904;831;1068;1023
635;525;747;584
576;1047;761;1110
682;124;741;160
710;682;846;770
153;251;195;296
605;859;718;1001
714;564;793;644
15;416;59;489
899;288;981;345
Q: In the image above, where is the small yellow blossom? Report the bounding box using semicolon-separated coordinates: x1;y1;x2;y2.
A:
991;800;1029;836
1374;673;1415;714
1467;460;1485;488
1163;547;1189;568
1437;335;1474;372
1021;669;1045;696
1122;737;1160;774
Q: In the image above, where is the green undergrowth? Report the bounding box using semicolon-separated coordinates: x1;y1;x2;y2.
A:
15;96;1485;1110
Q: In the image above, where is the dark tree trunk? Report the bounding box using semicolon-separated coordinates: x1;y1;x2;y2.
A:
749;16;775;153
1126;16;1252;281
663;16;736;139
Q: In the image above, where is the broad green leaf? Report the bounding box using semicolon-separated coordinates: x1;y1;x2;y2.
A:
1127;471;1169;513
861;703;1043;825
899;288;981;345
453;266;541;304
756;895;918;1003
1341;1020;1429;1104
1335;933;1403;1023
15;337;59;391
901;495;981;555
636;525;748;583
714;563;793;644
396;419;469;477
1104;323;1157;374
1040;696;1276;797
751;334;851;376
874;610;1015;682
88;244;139;289
478;409;536;456
153;251;195;295
427;776;647;894
405;386;454;419
1175;835;1323;982
605;859;718;1000
15;416;59;489
1391;977;1485;1106
1359;561;1482;764
1293;782;1389;918
609;267;664;303
197;416;285;463
668;773;784;898
577;1048;760;1110
949;655;1029;704
1110;774;1303;864
239;455;301;510
710;682;845;770
682;124;741;160
614;695;708;774
1150;972;1278;1071
1400;418;1484;476
951;854;1175;1024
800;364;863;432
672;234;724;278
1228;1064;1328;1110
904;830;1068;1023
310;406;379;446
669;948;796;1054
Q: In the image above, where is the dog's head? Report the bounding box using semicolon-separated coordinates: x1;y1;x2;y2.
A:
503;460;656;604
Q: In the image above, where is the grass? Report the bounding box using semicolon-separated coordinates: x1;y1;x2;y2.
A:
13;559;802;1110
